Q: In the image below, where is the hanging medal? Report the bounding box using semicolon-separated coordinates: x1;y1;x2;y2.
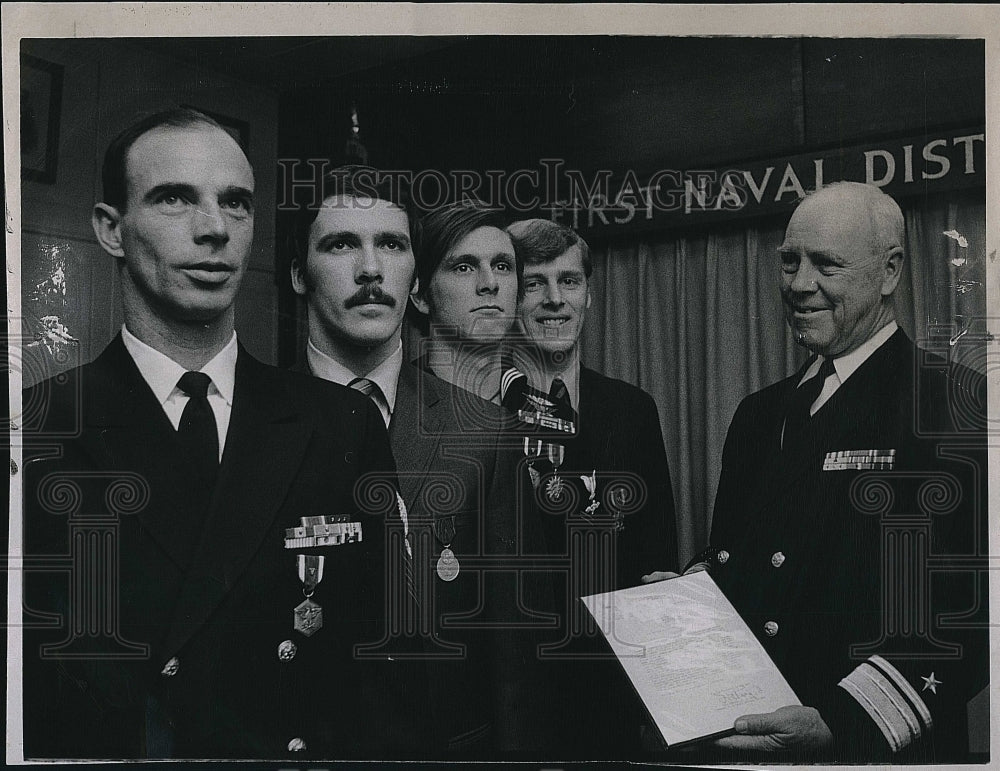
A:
544;442;567;502
293;554;325;636
434;516;460;582
523;437;544;489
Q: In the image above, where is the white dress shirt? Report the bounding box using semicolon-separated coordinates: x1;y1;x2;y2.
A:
305;339;402;428
121;325;237;461
798;321;899;415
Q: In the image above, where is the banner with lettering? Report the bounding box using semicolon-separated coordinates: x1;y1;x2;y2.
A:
548;127;984;236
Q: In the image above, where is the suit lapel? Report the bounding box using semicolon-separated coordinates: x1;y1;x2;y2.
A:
82;337;199;569
389;362;446;510
738;376;806;519
573;367;612;467
161;349;314;656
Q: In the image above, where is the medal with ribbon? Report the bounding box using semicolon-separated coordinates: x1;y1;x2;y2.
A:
434;516;460;582
544;442;567;502
522;437;569;502
293;554;325;636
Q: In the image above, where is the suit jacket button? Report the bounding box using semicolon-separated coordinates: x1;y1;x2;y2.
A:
344;451;355;464
278;640;297;661
717;549;730;564
288;737;307;752
763;621;779;637
771;551;786;568
161;657;180;677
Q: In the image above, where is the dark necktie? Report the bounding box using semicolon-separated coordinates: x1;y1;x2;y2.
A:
177;371;219;485
548;377;577;425
782;356;836;450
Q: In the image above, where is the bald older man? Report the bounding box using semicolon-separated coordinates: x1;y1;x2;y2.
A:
701;182;987;762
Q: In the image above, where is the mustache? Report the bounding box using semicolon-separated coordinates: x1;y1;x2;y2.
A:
345;282;397;309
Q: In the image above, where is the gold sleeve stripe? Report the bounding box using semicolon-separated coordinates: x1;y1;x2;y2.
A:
868;655;933;730
838;658;927;752
858;663;923;739
838;675;906;752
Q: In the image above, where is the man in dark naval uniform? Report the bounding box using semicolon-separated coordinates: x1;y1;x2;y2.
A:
20;109;396;759
702;181;987;762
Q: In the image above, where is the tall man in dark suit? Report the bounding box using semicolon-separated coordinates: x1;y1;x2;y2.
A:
289;167;546;757
505;219;679;757
20;109;396;759
704;181;987;762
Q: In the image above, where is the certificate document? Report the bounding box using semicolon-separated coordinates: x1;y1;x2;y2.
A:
581;570;801;747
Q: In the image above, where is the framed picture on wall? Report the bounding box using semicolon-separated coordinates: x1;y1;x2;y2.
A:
20;53;63;183
182;104;250;151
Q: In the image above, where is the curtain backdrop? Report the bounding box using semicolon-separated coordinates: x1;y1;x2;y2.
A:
581;190;986;567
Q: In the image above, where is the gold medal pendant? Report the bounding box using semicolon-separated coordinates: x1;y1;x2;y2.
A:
436;546;460;582
293;598;323;636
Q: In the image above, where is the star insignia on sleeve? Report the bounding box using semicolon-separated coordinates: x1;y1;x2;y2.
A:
920;672;942;694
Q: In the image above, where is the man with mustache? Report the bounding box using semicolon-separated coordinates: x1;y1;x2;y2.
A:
21;109;396;758
701;182;987;762
290;167;548;757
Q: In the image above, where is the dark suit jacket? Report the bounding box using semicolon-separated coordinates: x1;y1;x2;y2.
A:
300;358;550;758
22;335;396;759
708;329;988;763
573;366;678;583
507;365;679;758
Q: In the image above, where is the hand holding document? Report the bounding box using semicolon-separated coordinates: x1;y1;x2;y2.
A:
581;570;800;748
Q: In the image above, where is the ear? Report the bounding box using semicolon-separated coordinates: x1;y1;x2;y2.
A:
290;258;309;296
879;246;904;297
92;203;125;258
409;280;430;316
585;287;593;309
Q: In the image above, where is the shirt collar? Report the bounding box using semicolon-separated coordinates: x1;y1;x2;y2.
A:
121;325;237;406
801;321;898;385
306;338;402;415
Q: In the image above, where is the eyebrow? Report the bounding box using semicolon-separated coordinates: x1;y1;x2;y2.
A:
222;185;254;203
315;230;411;251
377;230;411;247
445;251;514;264
524;268;584;279
776;246;843;264
316;231;359;250
142;183;254;205
143;182;198;204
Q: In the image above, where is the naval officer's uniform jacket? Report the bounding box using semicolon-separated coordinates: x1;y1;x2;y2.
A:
707;328;988;762
21;335;397;759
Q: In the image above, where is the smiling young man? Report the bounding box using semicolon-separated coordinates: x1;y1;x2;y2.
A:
21;109;395;759
702;182;987;762
503;218;679;758
506;218;678;588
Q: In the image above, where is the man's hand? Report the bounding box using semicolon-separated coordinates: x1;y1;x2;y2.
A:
641;561;709;584
713;705;832;753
